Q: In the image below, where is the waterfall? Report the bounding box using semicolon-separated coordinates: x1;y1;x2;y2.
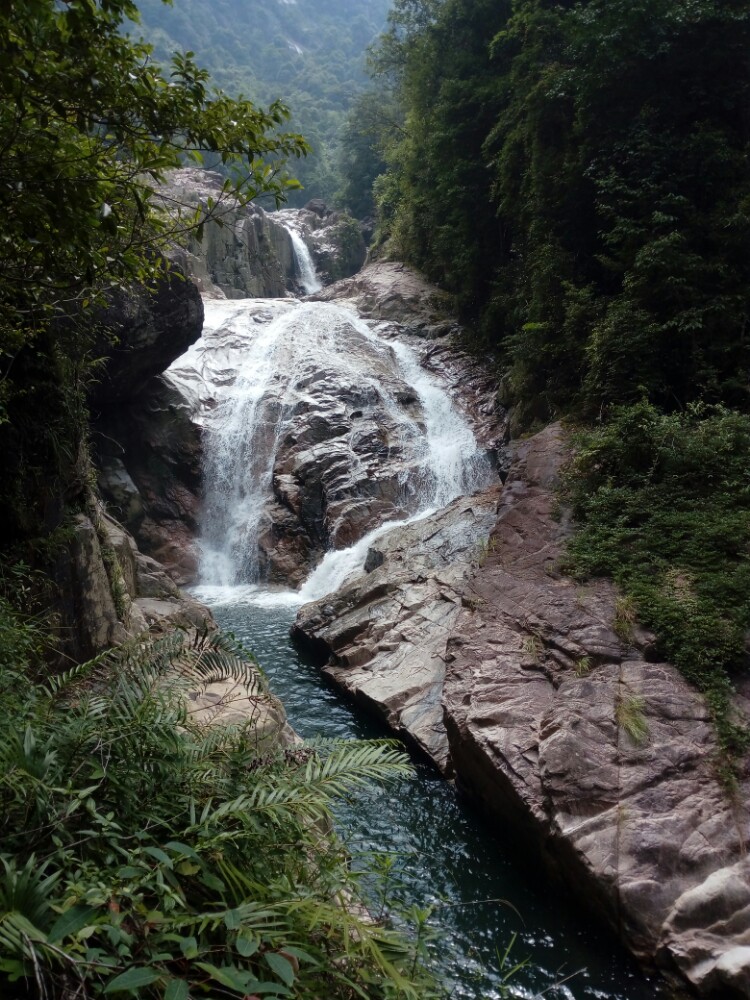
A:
183;297;494;599
285;225;323;294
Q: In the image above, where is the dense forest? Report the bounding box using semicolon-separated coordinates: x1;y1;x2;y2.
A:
349;0;750;772
136;0;391;203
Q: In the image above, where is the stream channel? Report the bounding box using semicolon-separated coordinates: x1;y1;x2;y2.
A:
172;237;665;998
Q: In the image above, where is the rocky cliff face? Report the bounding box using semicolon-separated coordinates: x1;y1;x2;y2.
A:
158;170;365;299
92;261;206;584
160;169;297;298
292;422;750;998
276;202;367;285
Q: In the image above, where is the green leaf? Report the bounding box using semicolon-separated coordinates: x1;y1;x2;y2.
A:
49;905;98;943
236;933;258;958
165;841;199;860
164;980;189;1000
117;866;142;879
104;967;162;993
194;962;253;992
179;937;198;959
143;846;173;868
265;952;295;987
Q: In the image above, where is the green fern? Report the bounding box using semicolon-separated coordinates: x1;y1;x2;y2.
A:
0;631;437;999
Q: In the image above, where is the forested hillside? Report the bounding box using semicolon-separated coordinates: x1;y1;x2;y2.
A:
136;0;391;202
361;0;750;775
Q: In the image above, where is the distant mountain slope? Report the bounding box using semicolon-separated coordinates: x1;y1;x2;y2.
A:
135;0;391;202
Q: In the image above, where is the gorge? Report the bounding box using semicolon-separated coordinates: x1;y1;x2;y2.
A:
92;186;748;998
6;2;750;997
167;263;659;999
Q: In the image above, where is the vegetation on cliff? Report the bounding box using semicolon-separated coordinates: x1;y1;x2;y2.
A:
361;0;750;764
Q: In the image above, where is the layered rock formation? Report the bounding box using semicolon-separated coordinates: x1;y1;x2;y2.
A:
292;487;502;770
159;169;297;299
90;262;204;406
292;423;750;998
157;171;365;299
96;377;202;584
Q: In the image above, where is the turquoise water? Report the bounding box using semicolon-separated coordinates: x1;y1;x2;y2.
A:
212;601;666;1000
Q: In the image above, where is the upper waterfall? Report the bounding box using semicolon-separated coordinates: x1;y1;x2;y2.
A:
286;227;323;294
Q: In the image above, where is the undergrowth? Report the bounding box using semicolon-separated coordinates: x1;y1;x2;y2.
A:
0;618;438;999
562;401;750;780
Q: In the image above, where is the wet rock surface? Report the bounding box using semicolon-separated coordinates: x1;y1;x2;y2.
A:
292;488;502;770
167;296;496;585
293;422;750;997
316;261;510;462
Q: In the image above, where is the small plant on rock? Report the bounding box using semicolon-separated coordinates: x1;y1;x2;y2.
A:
616;694;650;745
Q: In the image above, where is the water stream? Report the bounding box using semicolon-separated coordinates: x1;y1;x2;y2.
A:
276;212;323;294
182;279;664;997
197;598;663;1000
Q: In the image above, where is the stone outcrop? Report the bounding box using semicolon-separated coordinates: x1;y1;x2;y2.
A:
62;499;295;746
55;496;213;666
292;487;502;771
305;212;367;284
442;424;750;997
158;172;364;298
160;169;298;298
316;260;456;334
90;263;204;407
292;422;750;998
96;376;202;584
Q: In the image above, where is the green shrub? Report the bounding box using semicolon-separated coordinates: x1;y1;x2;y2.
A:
0;629;436;999
563;401;750;774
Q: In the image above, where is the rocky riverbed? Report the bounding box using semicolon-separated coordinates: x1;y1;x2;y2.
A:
293;420;750;998
93;232;750;997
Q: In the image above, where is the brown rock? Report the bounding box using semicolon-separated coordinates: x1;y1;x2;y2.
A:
442;424;750;994
292;488;502;771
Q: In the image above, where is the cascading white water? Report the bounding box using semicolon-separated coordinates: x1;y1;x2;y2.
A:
181;296;494;602
286;228;322;294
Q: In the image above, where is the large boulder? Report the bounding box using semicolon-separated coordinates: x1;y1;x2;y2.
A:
90;263;204;406
292;487;502;770
440;425;750;995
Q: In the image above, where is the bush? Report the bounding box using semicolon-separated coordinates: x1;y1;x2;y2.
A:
0;629;437;999
563;401;750;773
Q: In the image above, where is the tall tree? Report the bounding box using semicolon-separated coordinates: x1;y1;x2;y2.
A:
0;0;307;548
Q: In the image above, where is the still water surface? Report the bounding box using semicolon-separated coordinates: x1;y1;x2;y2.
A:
210;600;665;1000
